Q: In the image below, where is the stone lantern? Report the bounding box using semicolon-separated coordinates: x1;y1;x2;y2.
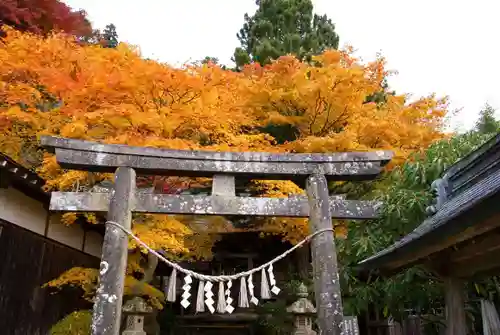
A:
286;283;317;335
122;297;153;335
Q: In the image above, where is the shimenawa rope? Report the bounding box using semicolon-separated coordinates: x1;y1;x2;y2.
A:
106;220;334;283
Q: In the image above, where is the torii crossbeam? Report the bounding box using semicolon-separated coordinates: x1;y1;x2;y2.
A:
41;136;392;335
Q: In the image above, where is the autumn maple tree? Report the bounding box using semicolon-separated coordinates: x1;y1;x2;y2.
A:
0;0;92;38
0;27;448;306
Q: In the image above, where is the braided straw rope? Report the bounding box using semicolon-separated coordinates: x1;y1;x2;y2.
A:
106;221;334;282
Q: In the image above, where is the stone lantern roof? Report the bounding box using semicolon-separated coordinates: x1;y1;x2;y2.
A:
122;297;153;315
286;283;316;315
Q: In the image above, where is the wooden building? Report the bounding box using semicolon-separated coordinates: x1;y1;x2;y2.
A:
0;153;103;334
358;133;500;335
154;229;305;335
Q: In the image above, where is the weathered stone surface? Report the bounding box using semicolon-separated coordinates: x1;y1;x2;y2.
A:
287;283;316;315
53;147;385;180
122;297;153;315
40;136;393;180
306;174;344;335
41;135;393;164
50;192;382;219
91;167;136;335
425;178;449;216
287;283;317;335
211;175;236;196
40;136;395;335
342;316;360;335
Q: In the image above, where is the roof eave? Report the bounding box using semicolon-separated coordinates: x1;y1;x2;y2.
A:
358;161;500;273
0;153;49;204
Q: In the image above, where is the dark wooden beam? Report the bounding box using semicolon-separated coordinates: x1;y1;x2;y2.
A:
177;312;259;322
0;170;9;188
423;228;500;278
371;211;500;273
460;264;500;280
449;230;500;263
49;192;382;219
450;250;500;278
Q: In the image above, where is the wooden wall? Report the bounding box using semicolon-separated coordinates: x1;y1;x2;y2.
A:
0;219;99;335
0;186;103;257
0;185;47;235
0;185;103;334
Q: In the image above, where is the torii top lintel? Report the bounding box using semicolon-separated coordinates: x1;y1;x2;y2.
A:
40;136;393;181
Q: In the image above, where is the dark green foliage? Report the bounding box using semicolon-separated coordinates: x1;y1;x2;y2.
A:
475;103;499;135
364;79;396;105
50;310;91;335
156;305;178;334
259;123;300;144
255;276;316;335
79;23;118;48
233;47;252;69
338;131;493;330
101;24;118;48
201;56;219;65
77;28;101;45
195;56;228;70
233;0;339;68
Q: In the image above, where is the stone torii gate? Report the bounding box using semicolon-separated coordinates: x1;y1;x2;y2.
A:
40;136;392;335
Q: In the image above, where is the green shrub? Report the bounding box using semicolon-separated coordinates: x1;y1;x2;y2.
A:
50;310;92;335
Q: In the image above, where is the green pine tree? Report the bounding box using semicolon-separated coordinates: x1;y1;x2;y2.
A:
475;103;499;134
101;23;119;48
201;56;219;65
233;0;339;68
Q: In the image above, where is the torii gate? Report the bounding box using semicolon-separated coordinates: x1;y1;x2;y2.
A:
41;136;392;335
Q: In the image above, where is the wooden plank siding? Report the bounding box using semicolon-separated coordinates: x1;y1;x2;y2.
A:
0;151;104;333
0;219;99;335
0;186;103;258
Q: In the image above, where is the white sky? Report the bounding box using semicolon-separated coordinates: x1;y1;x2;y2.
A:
65;0;500;132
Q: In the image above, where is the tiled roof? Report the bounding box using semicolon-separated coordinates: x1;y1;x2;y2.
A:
0;153;48;202
358;132;500;271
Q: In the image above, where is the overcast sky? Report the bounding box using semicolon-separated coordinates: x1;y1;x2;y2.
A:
65;0;499;132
